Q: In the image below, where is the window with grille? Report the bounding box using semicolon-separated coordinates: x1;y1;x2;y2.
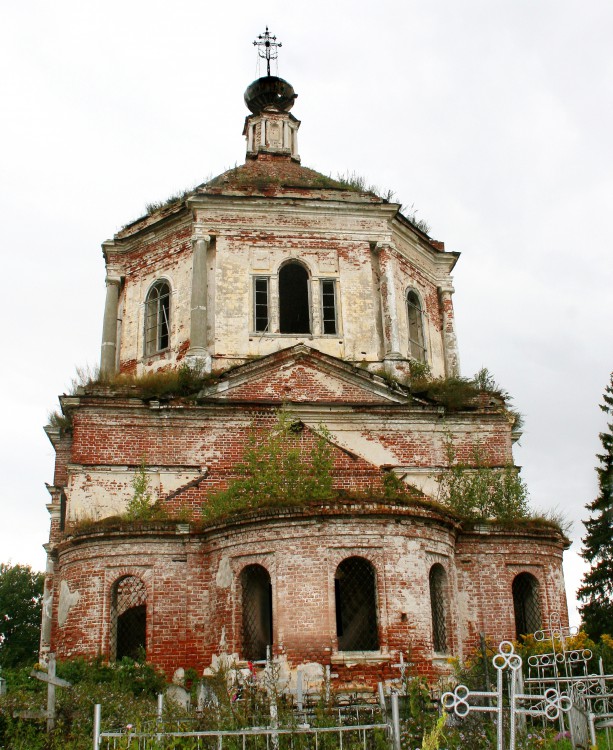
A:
429;564;448;653
334;557;379;651
144;280;171;356
240;564;273;661
254;277;270;332
407;290;426;362
279;262;310;334
110;576;147;661
320;280;338;335
512;572;541;637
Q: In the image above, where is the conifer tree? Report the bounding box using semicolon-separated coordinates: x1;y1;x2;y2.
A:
578;372;613;638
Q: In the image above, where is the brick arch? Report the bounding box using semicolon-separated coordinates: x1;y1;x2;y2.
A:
109;574;148;661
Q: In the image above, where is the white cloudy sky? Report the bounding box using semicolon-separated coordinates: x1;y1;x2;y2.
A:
1;1;611;627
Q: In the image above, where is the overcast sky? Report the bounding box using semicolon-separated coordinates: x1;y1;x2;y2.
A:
1;1;611;628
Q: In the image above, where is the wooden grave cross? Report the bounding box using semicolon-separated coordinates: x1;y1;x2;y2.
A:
15;653;72;732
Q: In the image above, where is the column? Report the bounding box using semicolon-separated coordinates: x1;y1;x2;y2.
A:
100;276;121;378
39;550;55;665
439;284;460;377
377;244;402;360
187;233;212;370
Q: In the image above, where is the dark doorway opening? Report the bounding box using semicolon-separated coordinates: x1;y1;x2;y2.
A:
512;572;541;637
335;557;379;651
111;576;147;661
241;564;273;660
279;263;310;334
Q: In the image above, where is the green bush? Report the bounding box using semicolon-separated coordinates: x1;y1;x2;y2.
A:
202;411;334;523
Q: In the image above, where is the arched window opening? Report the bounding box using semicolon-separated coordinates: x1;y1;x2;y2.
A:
145;280;171;355
407;290;426;362
334;557;379;651
279;263;310;334
512;573;541;638
110;576;147;661
429;564;448;653
240;564;273;661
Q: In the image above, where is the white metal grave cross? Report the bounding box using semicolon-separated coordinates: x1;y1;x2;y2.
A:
442;641;571;750
391;652;415;692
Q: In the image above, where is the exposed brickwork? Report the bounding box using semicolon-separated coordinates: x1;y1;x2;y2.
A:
42;105;569;690
49;505;567;685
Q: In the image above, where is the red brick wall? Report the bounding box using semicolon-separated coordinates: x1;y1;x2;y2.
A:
50;505;567;688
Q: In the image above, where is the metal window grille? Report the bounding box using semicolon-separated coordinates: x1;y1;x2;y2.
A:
254;277;270;332
407;290;426;362
144;281;170;355
335;557;379;651
321;279;338;335
513;573;541;637
429;565;448;653
241;565;273;661
279;263;310;334
110;576;147;661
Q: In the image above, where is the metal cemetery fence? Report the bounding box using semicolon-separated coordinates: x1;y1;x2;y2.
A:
93;705;390;750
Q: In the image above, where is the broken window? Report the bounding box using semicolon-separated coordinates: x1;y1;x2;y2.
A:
240;564;273;661
335;557;379;651
110;576;147;661
144;280;170;356
321;279;338;335
512;572;541;638
429;564;448;653
407;289;426;362
279;262;310;334
253;277;270;332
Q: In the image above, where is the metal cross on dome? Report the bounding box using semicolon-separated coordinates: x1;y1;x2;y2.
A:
253;27;282;77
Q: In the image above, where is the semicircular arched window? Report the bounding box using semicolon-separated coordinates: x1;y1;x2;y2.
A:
110;575;147;661
429;563;448;653
240;564;273;661
512;572;541;638
144;280;171;356
406;289;426;362
279;262;311;334
334;556;379;651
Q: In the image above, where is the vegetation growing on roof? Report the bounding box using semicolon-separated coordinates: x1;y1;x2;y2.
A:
409;366;524;431
201;410;335;522
64;362;219;401
437;440;530;522
334;172;431;233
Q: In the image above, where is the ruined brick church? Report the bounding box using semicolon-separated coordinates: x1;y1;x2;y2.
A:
41;46;569;690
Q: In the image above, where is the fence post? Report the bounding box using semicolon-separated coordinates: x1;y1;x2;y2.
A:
296;669;303;711
390;691;401;750
92;704;101;750
588;712;597;749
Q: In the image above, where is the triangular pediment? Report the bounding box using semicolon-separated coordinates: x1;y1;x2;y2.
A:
199;345;409;404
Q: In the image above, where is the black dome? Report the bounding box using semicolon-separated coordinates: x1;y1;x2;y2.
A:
244;77;297;114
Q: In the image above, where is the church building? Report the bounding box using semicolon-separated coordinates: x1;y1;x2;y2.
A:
41;34;568;691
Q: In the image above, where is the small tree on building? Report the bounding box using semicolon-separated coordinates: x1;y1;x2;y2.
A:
578;372;613;638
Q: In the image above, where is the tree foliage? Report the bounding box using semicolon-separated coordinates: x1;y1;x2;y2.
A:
0;563;44;668
579;372;613;638
125;459;159;521
437;442;530;521
202;411;334;522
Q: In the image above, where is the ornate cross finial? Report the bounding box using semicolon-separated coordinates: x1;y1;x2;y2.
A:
253;26;282;77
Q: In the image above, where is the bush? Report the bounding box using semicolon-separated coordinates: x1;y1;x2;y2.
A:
437;443;530;521
202;411;334;522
